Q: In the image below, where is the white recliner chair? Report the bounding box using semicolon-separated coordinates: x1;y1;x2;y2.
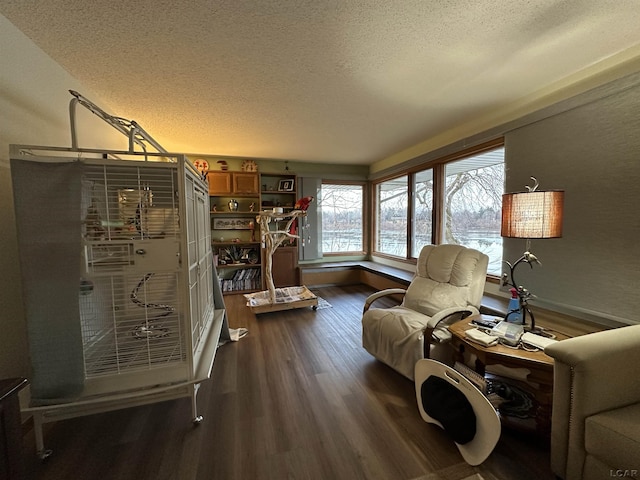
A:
361;244;489;380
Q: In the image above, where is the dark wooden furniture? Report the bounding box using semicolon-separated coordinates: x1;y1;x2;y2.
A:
207;171;259;195
1;378;28;480
448;318;570;437
272;246;299;288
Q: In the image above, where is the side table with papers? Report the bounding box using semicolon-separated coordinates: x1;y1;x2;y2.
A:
448;316;570;437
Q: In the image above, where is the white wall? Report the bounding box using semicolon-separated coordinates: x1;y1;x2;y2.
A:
0;14;122;377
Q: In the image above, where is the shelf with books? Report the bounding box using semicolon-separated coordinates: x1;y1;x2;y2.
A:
213;242;262;294
218;266;262;294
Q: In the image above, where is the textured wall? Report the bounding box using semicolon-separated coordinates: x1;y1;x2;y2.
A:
504;78;640;325
0;14;123;378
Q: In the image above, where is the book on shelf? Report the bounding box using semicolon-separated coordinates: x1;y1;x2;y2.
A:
218;266;261;292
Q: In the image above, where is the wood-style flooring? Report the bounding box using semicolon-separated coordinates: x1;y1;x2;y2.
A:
22;284;555;480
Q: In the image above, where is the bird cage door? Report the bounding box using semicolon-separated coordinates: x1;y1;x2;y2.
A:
183;168;216;375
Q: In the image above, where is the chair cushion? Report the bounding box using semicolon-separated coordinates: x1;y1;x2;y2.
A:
404;245;483;316
417;244;481;287
361;306;428;379
585;402;640;468
404;277;468;316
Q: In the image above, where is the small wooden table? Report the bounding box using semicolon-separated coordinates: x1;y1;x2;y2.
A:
448;317;569;437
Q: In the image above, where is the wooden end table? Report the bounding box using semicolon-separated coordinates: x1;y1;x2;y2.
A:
448;317;569;437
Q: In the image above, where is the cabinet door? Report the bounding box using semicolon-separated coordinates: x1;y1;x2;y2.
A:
271;246;299;287
233;173;259;194
208;172;232;195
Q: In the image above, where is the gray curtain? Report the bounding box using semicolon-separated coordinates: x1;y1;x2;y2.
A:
11;159;85;405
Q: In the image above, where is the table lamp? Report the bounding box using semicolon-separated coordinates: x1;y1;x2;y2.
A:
501;177;564;335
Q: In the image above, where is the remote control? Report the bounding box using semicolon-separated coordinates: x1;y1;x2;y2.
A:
471;315;501;329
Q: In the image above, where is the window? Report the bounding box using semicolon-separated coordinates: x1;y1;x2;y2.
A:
373;143;504;275
320;183;364;254
412;169;433;257
444;150;504;275
376;176;408;256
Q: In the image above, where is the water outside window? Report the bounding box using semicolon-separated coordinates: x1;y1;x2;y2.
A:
320;183;364;253
376;176;408;256
444;148;505;275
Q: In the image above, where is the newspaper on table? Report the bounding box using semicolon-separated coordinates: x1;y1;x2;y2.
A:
244;286;316;306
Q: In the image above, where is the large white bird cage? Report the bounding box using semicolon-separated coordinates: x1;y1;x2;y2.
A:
10;145;224;458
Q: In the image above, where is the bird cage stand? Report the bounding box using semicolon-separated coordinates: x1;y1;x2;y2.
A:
245;210;317;313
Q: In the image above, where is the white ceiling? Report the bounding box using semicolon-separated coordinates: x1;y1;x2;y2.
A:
2;1;640;165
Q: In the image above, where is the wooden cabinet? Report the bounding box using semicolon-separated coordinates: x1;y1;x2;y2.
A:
209;170;261;294
272;246;299;287
208;171;259;195
259;174;300;289
208;172;232;195
233;172;259;194
208;168;300;294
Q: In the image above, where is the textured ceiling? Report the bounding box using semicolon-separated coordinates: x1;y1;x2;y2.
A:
2;1;640;165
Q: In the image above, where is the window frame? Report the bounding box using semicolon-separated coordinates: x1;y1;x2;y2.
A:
374;175;410;258
371;138;504;278
320;180;367;256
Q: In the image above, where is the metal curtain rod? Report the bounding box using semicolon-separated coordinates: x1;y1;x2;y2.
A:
68;90;167;154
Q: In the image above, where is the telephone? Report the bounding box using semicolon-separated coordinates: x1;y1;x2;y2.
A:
491;321;524;346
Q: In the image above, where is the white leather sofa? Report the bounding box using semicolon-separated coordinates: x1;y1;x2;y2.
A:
544;325;640;480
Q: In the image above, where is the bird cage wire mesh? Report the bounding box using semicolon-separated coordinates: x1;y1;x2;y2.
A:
80;162;186;378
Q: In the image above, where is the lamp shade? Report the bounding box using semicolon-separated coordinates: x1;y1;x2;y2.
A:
501;190;564;239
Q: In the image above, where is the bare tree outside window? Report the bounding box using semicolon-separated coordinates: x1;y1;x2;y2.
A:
444;148;505;274
320;183;364;253
412;169;433;256
373;146;504;275
376;176;408;256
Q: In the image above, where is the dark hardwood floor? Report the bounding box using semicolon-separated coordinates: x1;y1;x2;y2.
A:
22;284;554;480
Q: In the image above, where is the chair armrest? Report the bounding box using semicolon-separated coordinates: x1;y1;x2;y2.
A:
544;324;640;480
363;288;406;314
422;306;479;355
426;306;479;340
545;324;640;413
427;306;479;330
